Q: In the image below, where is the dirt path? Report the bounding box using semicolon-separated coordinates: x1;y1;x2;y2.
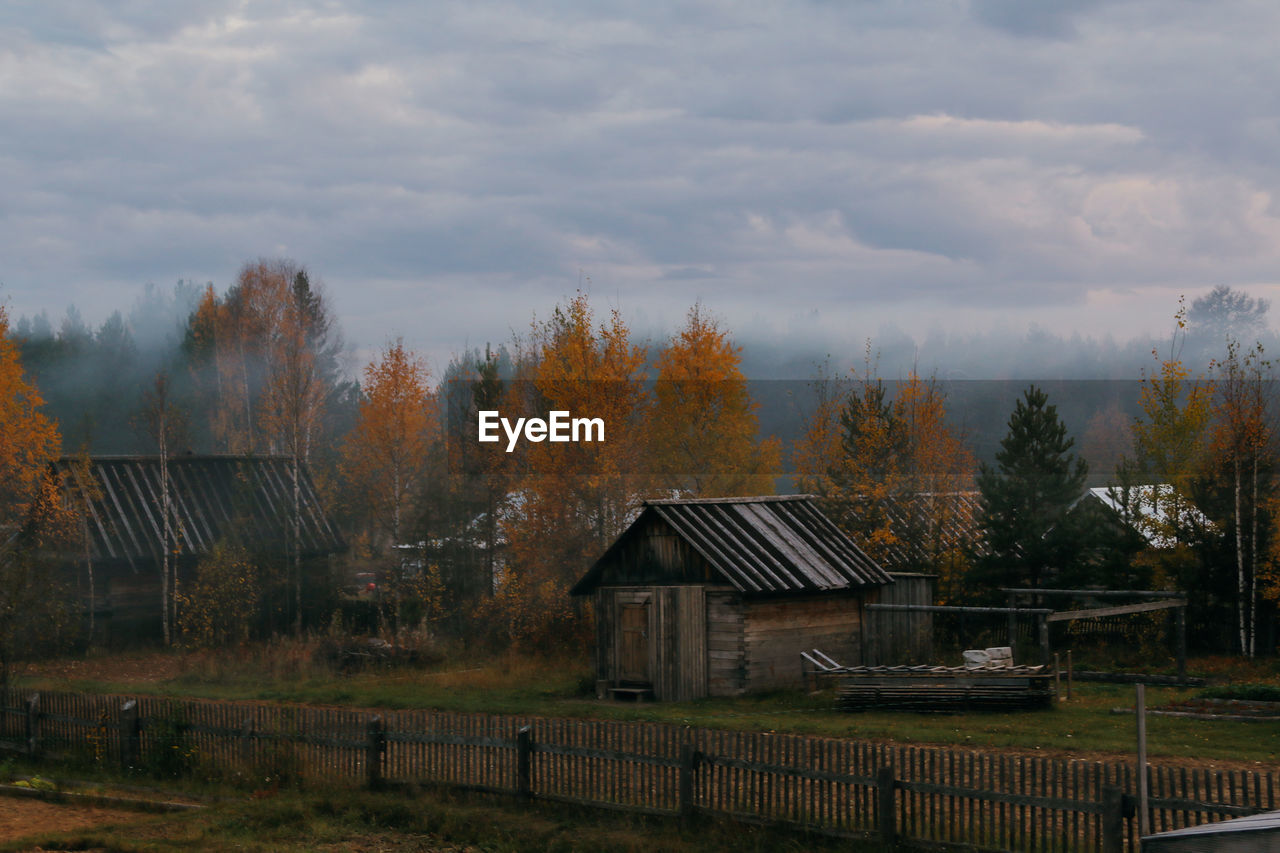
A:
0;796;144;846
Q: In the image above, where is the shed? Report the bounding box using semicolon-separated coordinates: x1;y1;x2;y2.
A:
55;455;345;641
571;495;892;701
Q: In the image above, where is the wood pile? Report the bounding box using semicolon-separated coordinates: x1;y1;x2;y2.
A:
835;664;1055;712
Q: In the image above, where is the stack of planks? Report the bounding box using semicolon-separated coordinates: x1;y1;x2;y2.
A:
835;664;1055;713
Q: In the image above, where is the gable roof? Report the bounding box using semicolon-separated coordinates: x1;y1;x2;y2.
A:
1075;485;1212;548
572;494;891;596
56;455;345;566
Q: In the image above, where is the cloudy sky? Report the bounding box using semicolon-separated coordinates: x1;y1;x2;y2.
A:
3;1;1279;371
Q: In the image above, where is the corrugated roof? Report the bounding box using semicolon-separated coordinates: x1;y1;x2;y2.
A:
841;491;985;570
56;455;345;565
574;494;891;596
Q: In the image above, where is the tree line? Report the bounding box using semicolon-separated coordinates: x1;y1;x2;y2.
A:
0;268;1277;666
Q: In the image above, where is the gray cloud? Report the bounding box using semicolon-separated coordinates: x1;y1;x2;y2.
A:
2;1;1280;371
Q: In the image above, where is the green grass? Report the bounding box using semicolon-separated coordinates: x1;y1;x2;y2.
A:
1198;683;1280;702
17;645;1280;766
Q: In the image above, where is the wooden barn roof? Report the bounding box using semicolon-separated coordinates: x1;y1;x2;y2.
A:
56;455;345;565
573;494;891;596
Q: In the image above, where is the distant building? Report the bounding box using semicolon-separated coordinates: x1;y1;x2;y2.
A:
55;455;345;643
1072;485;1212;549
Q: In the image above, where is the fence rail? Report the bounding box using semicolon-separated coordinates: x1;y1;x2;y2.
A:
1;689;1273;852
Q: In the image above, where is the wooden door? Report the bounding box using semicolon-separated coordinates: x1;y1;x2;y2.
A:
619;603;650;683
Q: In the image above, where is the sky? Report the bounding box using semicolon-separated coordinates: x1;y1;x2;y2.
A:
3;1;1280;374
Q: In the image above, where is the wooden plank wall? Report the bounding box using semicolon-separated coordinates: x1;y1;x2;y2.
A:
865;574;935;666
706;590;745;696
742;594;863;691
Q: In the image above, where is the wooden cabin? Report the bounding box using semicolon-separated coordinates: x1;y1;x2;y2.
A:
571;495;893;701
56;455;345;643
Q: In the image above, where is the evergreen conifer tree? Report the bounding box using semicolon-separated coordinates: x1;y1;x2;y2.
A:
974;385;1088;593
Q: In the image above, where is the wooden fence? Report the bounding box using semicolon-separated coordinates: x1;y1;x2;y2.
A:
2;689;1274;852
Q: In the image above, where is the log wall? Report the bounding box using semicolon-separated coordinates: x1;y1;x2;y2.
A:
741;593;863;691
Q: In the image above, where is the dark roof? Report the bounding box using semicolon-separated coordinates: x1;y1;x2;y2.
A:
844;492;985;570
56;455;345;565
573;494;891;596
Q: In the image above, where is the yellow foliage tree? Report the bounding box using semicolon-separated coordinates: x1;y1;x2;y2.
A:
342;339;437;639
0;304;71;685
650;305;780;497
502;292;650;638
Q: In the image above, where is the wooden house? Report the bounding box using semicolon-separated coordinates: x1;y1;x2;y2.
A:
571;495;893;701
55;455;345;643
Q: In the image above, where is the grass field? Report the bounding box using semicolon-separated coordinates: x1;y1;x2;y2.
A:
0;770;870;853
14;642;1280;767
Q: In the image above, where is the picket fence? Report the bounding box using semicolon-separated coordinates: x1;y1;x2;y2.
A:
1;689;1273;852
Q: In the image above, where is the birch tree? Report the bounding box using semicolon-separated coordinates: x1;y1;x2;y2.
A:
1208;338;1272;656
341;339;435;639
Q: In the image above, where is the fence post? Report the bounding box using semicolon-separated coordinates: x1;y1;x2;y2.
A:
24;693;39;758
679;743;699;818
877;766;897;847
517;726;532;801
240;717;254;769
366;715;386;790
1038;613;1051;665
119;700;139;772
1007;592;1018;655
1101;785;1125;853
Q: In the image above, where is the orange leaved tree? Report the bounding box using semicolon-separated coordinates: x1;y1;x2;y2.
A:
0;304;72;687
499;293;649;647
342;338;437;639
650;304;780;497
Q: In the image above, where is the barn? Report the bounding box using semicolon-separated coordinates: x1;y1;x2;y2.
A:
55;455;346;643
571;495;893;701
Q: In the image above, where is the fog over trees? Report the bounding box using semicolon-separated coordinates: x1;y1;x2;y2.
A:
4;270;1278;657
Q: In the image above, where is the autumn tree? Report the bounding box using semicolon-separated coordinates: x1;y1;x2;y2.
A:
499;293;649;646
1206;339;1273;656
895;372;977;600
974;385;1089;593
1131;300;1211;550
183;261;345;632
134;372;189;646
0;305;72;687
649;305;780;497
342;339;436;640
795;351;974;583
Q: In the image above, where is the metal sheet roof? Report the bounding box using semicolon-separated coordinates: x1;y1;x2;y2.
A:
56;455;345;565
841;491;986;570
575;495;891;596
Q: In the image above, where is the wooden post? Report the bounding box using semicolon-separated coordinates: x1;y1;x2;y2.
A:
1067;650;1073;701
1054;653;1061;701
1038;613;1050;665
679;743;698;818
24;693;39;757
1007;592;1018;655
1136;684;1149;838
517;726;532;801
366;715;386;789
119;700;139;771
877;766;896;846
240;717;254;769
1175;606;1187;683
1101;785;1125;853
